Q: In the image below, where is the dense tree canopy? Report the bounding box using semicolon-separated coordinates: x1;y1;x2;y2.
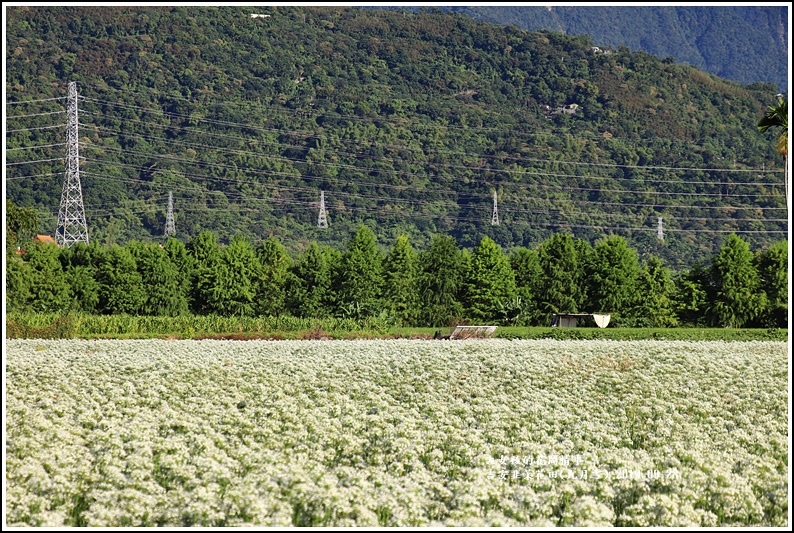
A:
21;242;72;313
5;200;39;253
130;242;188;316
4;6;786;269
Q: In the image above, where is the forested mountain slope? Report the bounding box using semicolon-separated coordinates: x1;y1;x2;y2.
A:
378;5;789;92
5;6;787;269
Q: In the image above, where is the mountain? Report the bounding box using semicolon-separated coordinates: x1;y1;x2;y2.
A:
4;6;787;270
374;5;789;93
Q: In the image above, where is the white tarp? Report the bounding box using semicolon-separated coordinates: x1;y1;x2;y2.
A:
592;314;611;328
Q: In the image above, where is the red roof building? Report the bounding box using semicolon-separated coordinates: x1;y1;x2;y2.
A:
33;235;58;246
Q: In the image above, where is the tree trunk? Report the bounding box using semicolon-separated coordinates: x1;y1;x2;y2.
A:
783;154;791;216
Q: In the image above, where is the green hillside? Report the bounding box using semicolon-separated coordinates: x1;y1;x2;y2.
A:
384;5;789;92
5;6;787;269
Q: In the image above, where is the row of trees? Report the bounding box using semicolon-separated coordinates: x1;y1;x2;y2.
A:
6;225;787;328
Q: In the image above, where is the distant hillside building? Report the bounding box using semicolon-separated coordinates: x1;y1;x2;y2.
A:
561;103;579;115
550;103;579;116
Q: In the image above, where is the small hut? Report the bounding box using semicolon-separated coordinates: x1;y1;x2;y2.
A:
550;313;611;328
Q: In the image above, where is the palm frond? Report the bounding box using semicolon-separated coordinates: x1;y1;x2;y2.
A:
757;97;788;134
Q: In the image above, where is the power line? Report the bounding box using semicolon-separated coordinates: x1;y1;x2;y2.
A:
7;110;65;119
4;172;62;181
8;89;787;245
77;143;782;202
79;172;787;235
79;146;457;204
6;143;67;151
77;143;783;207
75;160;786;241
81;171;460;211
42;174;787;238
6;96;67;105
37;194;791;237
78;95;782;174
6;124;67;133
5;157;63;166
77;120;781;189
80;84;778;154
69;127;784;233
43;150;775;233
9;88;776;194
76;107;775;225
664;228;788;234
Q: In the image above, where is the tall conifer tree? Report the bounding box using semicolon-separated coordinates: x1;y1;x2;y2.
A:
534;233;581;316
754;239;788;327
133;243;188;316
337;225;383;318
6;251;32;312
255;236;292;317
21;241;72;313
286;242;333;318
509;247;544;325
164;237;194;311
417;234;465;326
60;241;101;313
187;231;223;315
208;234;260;316
463;236;517;322
586;235;641;314
634;255;678;327
382;234;420;325
96;245;145;315
710;234;767;327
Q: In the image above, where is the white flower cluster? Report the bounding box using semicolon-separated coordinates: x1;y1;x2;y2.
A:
5;339;788;527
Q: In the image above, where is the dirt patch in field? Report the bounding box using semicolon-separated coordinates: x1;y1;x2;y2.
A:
296;328;334;340
193;333;288;341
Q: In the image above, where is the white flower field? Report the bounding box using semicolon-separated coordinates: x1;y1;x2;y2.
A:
5;338;789;527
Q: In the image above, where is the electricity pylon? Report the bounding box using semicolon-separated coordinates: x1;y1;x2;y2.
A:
55;81;89;247
318;191;328;228
491;190;499;226
165;191;176;237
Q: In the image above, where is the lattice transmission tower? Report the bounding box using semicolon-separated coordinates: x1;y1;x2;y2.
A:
491;190;499;226
55;81;89;247
657;216;665;241
317;191;328;228
165;191;176;237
